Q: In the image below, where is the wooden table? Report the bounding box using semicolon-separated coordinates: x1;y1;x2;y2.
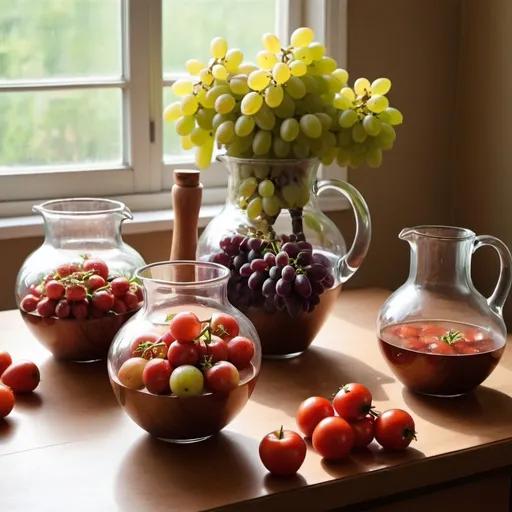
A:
1;288;512;512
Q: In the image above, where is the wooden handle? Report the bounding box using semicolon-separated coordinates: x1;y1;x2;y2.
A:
170;170;202;282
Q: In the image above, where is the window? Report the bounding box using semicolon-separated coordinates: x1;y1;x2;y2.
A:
0;0;347;227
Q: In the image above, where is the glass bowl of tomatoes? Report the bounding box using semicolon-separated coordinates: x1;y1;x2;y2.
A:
16;198;146;362
107;261;262;443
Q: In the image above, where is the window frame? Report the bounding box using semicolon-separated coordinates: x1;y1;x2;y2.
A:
0;0;348;223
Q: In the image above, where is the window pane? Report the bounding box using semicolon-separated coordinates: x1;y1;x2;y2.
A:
163;0;276;75
0;0;122;81
0;88;123;169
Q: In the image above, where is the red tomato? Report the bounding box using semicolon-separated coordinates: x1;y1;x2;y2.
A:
1;360;40;393
259;427;307;476
83;258;109;280
227;336;255;369
65;284;87;302
296;396;334;438
204;361;240;393
123;291;140;311
332;383;373;421
421;325;448;337
0;384;15;419
36;297;57;317
55;300;71;319
428;341;455;355
169;312;202;342
474;339;495;353
403;337;427;351
167;341;199;367
20;294;40;313
349;416;375;448
158;331;175;349
112;299;127;315
400;324;422;337
111;277;131;297
452;340;477;354
86;275;106;292
0;351;12;377
71;300;88;320
211;312;240;340
312;416;354;460
130;333;160;355
92;290;115;312
464;328;485;342
142;358;173;394
374;409;416;450
45;280;65;300
196;336;229;364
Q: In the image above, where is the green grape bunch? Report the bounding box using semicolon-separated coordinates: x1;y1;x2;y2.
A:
163;26;403;172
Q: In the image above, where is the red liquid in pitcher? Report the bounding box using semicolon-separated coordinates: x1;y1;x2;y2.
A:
379;321;506;396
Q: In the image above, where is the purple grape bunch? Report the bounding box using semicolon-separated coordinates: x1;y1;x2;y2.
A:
209;233;335;318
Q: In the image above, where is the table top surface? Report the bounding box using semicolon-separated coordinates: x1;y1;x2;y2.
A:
1;288;512;512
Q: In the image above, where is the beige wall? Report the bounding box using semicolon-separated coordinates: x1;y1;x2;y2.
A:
13;1;512;327
454;0;512;326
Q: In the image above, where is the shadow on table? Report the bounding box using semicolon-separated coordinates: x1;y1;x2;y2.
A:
40;358;118;413
115;431;264;512
320;445;426;480
0;417;16;439
402;385;512;437
13;392;43;411
252;346;394;416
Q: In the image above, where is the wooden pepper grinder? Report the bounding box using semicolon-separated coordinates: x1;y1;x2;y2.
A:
170;170;202;282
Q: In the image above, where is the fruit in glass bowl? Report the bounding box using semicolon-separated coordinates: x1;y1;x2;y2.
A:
378;321;506;397
18;258;143;362
107;261;262;443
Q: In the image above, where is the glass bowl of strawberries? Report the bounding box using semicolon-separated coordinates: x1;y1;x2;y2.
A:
15;198;146;362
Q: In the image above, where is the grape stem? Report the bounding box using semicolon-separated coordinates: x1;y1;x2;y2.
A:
289;208;306;241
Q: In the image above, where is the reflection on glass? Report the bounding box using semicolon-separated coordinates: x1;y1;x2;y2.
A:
163;0;276;75
0;0;122;81
0;89;123;169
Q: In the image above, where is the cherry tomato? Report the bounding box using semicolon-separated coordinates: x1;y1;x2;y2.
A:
36;297;57;317
312;416;354;460
117;357;147;390
83;258;109;280
86;275;106;291
421;325;448;337
259;427;307;476
400;324;422;337
123;291;140;311
296;396;334;437
464;328;485;342
55;299;71;319
374;409;416;450
0;351;12;377
227;336;255;369
20;294;40;313
1;360;40;393
167;341;199;367
196;336;229;364
474;339;495;353
112;299;128;315
142;358;173;394
169;312;202;342
158;331;175;349
211;312;240;340
403;337;427;351
92;290;115;312
452;340;477;354
428;341;455;355
45;280;65;300
111;277;131;297
71;300;88;320
29;284;44;297
65;284;87;302
349;416;375;448
56;264;73;278
332;383;372;421
130;333;160;355
132;284;144;302
204;361;240;393
0;384;15;419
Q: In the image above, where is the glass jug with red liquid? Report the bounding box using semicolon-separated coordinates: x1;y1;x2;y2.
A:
377;226;512;397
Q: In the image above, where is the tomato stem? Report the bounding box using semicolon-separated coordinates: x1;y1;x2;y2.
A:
368;407;381;419
276;425;284;440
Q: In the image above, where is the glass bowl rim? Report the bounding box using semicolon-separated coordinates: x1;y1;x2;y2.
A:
135;260;230;287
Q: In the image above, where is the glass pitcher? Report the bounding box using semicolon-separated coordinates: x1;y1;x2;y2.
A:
377;225;512;397
107;261;261;443
15;198;146;362
197;156;371;358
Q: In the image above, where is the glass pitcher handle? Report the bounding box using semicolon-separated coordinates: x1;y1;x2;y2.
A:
473;235;512;315
312;179;371;283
